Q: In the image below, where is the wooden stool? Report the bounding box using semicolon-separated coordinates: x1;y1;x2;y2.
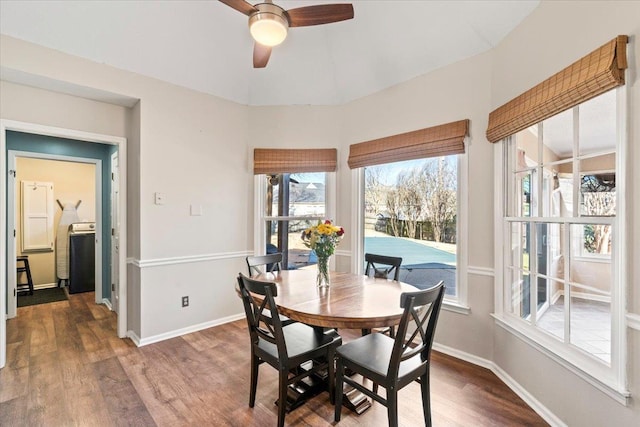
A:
17;255;34;295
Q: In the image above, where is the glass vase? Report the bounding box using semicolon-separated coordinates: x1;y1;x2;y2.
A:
316;255;330;288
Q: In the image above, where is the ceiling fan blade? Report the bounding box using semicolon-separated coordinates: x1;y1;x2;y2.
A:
286;4;354;27
218;0;257;16
253;43;272;68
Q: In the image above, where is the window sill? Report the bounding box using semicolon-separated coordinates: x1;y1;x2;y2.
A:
491;313;630;406
442;300;470;315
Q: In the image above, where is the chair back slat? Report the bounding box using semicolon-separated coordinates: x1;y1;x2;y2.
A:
388;281;445;380
246;254;283;276
237;273;288;359
364;253;402;281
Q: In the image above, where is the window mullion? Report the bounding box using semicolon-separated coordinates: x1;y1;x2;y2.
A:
563;222;571;344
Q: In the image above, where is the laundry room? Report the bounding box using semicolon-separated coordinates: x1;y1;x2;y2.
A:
15;156;96;305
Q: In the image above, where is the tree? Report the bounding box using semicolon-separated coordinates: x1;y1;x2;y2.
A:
396;169;423;239
581;174;615;254
419;157;457;243
365;167;386;215
385;189;402;237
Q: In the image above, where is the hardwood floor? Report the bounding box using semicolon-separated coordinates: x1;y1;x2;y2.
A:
1;292;548;426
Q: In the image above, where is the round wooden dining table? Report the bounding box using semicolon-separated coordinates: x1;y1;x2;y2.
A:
252;269;419;330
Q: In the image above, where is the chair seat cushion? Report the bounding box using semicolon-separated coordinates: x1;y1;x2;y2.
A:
258;323;340;361
337;333;424;384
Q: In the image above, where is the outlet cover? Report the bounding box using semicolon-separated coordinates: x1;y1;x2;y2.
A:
182;296;189;307
154;192;165;205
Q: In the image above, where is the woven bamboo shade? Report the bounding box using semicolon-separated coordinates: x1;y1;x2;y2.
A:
347;119;469;169
253;148;337;174
486;35;628;143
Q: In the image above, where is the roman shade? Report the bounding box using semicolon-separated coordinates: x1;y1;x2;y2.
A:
253;148;337;174
486;35;628;143
347;119;469;169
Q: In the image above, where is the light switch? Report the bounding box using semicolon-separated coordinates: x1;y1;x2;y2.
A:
190;204;203;216
154;192;165;205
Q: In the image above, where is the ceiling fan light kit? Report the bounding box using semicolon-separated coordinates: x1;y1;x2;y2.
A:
220;0;354;68
249;3;288;47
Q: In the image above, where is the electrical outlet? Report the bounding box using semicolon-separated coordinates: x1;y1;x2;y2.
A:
182;296;189;307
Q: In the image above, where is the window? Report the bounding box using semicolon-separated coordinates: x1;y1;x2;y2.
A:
348;119;468;307
363;156;460;299
252;147;337;269
258;172;332;269
501;88;625;387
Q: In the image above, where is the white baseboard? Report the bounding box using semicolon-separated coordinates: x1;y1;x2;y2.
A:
102;298;113;311
127;330;141;346
134;313;245;347
433;342;567;427
33;282;57;290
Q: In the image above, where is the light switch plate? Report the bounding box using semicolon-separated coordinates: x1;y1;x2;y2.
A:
154;192;165;205
190;204;203;216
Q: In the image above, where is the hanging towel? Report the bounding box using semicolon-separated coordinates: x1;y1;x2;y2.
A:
56;203;80;281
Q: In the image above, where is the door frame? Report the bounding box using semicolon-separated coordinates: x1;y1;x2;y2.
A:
1;119;127;369
110;150;120;314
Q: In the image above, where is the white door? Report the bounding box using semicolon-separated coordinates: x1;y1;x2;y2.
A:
21;181;55;252
110;152;120;313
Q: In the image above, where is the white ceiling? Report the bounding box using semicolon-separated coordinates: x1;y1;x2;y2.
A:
0;0;539;106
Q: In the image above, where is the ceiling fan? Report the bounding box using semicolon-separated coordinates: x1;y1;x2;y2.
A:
219;0;354;68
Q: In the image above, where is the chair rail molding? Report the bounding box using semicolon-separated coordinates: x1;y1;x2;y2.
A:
627;313;640;331
468;266;494;276
127;251;253;268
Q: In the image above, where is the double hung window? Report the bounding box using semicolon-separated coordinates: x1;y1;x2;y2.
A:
263;172;329;269
504;89;618;362
253;148;336;269
490;36;628;397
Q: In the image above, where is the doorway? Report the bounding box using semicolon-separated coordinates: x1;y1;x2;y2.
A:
1;120;127;369
7;153;100;316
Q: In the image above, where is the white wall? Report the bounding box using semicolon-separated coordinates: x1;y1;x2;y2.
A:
1;35;249;340
339;50;497;359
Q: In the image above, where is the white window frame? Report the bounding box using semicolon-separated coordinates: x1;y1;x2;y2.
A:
253;172;337;260
493;85;629;404
353;145;469;313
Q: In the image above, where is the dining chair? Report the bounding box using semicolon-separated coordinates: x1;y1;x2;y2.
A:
246;253;296;327
237;273;342;427
334;281;445;427
364;253;402;281
363;253;403;337
246;253;283;275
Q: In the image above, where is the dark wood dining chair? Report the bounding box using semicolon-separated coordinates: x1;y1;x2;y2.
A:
245;254;296;327
237;273;342;427
365;253;402;281
334;281;445;427
246;253;283;276
363;253;403;337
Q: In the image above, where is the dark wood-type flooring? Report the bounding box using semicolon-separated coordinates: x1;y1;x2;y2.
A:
1;292;548;426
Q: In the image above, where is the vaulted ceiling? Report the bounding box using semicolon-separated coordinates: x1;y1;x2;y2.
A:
0;0;539;106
